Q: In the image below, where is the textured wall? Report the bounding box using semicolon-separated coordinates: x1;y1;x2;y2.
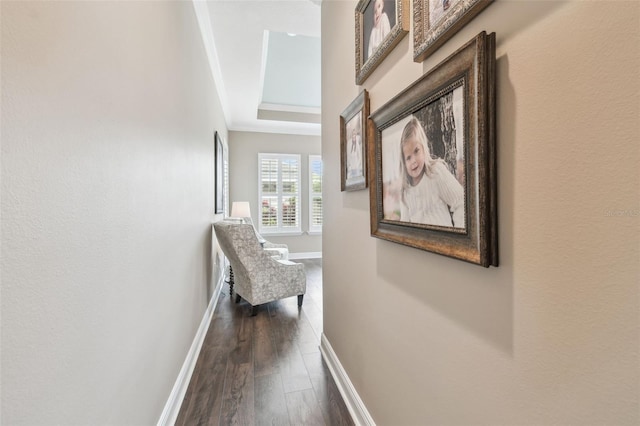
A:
228;130;322;254
322;1;639;424
1;1;227;423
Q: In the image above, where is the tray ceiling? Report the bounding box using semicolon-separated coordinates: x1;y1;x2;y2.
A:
194;0;321;135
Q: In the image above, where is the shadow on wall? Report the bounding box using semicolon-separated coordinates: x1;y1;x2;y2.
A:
377;240;514;354
417;1;570;79
436;0;570;62
376;54;517;355
491;1;570;43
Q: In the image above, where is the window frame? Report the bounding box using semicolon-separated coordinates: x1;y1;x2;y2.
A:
257;153;302;235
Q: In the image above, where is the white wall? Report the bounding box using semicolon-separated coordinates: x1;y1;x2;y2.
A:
1;1;227;424
229;130;322;254
322;1;639;425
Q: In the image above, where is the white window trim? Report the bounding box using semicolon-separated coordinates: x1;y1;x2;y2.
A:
258;153;302;235
308;155;323;235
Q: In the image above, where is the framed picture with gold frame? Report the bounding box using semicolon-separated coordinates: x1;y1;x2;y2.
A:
369;32;497;266
413;0;493;62
356;0;409;85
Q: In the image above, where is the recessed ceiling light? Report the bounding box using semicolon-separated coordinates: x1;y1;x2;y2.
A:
287;32;297;37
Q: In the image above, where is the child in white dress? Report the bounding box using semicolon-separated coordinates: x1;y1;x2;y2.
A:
367;0;391;59
347;129;363;179
399;117;465;228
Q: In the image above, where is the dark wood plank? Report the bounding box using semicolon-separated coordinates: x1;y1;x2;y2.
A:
228;308;253;365
298;259;324;340
273;335;313;394
175;310;236;425
285;388;326;426
220;362;254;425
291;306;321;355
175;347;227;426
254;373;290;426
218;299;256;424
268;301;314;394
303;352;355;426
268;298;302;341
302;300;324;342
253;309;279;377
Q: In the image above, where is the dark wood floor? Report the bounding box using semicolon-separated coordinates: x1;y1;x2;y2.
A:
176;259;354;426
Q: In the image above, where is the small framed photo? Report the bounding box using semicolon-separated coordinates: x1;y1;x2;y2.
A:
356;0;409;85
369;32;497;266
340;90;370;191
214;131;225;214
413;0;493;62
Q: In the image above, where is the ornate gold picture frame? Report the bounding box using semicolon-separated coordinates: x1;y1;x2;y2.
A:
414;0;493;62
355;0;409;85
341;90;370;191
369;32;497;266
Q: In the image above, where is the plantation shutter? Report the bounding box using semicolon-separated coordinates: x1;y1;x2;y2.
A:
258;153;301;234
309;155;323;234
259;156;279;231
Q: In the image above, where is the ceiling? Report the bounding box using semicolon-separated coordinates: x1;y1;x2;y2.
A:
193;0;322;136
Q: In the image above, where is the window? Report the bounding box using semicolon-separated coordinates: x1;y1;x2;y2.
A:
258;153;301;234
309;155;323;234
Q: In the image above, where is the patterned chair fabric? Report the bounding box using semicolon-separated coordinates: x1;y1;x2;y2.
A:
264;245;288;260
213;221;306;308
245;218;289;260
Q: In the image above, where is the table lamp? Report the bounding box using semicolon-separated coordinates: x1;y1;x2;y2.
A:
230;201;251;224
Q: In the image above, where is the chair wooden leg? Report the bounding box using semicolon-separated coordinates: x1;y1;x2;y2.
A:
227;266;235;296
235;294;241;304
298;294;304;307
251;305;258;317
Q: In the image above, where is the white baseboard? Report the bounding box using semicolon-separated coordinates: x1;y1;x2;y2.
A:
320;333;376;426
157;279;223;426
289;251;322;259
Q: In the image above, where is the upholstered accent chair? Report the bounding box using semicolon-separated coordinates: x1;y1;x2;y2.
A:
213;221;306;316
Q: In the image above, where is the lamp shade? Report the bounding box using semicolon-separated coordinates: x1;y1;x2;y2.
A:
230;201;251;219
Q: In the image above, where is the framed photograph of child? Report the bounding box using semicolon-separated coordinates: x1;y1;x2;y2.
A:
355;0;409;85
340;90;369;191
413;0;493;62
368;32;497;267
